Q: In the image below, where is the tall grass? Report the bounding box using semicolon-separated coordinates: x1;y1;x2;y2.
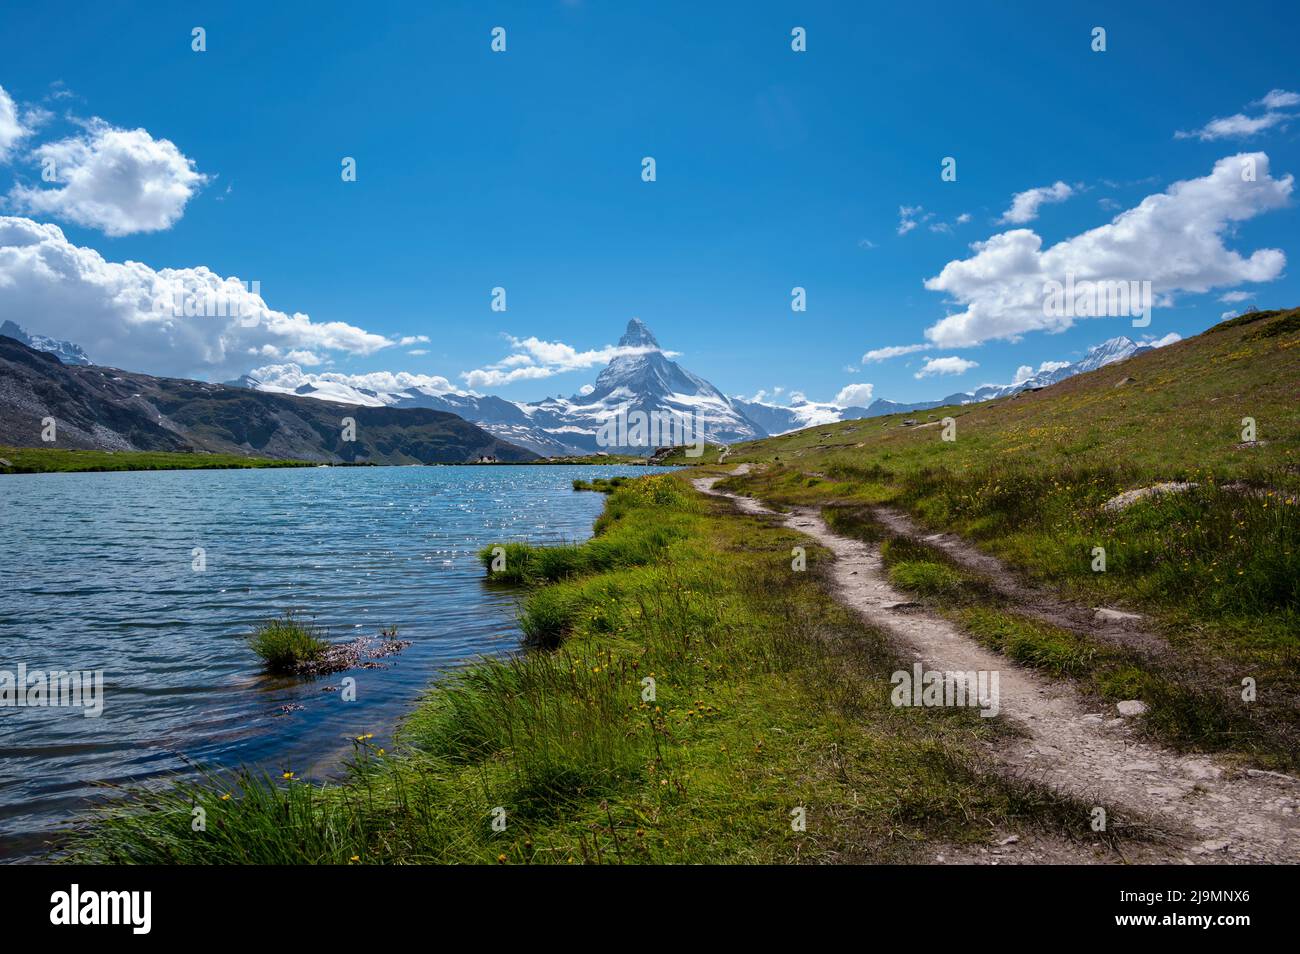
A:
66;472;1133;864
247;612;328;673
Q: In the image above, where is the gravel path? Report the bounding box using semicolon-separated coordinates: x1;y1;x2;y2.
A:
693;466;1300;864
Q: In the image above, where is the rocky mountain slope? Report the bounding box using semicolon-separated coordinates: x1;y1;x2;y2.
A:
0;334;536;464
0;320;92;366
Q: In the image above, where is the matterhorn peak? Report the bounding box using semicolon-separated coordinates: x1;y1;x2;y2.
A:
618;318;659;349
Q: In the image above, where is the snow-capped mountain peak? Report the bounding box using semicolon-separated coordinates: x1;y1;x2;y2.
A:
237;319;1165;457
618;317;659;349
0;320;92;366
1075;336;1143;372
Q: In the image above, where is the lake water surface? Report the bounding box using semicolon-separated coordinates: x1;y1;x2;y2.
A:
0;464;671;859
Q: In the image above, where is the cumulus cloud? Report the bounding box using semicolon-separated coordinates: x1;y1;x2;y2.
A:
999;181;1074;224
398;335;429;346
0;216;394;379
460;335;675;389
861;343;931;363
1176;90;1297;141
1218;290;1254;303
249;363;460;397
833;382;874;407
8;120;207;235
922;153;1292;348
914;356;978;379
0;85;31;162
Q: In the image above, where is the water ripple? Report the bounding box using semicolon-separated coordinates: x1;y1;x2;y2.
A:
0;464;670;857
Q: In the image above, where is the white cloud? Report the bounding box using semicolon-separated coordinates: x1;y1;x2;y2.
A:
923;153;1292;348
460;335;674;389
260;365;458;394
1012;359;1070;385
248;364;462;403
929;210;972;234
914;356;978;379
1257;89;1300;110
8;120;207;235
1218;290;1254;303
407;348;429;356
1176;90;1297;141
1150;332;1182;348
897;205;930;235
0;216;394;378
833;382;874;407
1177;112;1288;141
861;343;931;363
397;335;429;346
999;181;1074;224
0;85;31;162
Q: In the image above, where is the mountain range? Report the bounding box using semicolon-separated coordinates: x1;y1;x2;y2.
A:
236;319;1160;455
2;317;1160;458
0;333;537;464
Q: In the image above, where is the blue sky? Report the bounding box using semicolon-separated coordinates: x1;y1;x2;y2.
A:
0;0;1297;406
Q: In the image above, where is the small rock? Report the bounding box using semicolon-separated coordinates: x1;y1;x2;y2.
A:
1101;482;1198;512
883;600;920;611
1117;699;1148;717
999;835;1020;846
1114;376;1136;387
1095;607;1143;623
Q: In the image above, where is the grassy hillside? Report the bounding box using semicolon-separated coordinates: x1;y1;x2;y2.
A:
0;445;323;474
713;308;1300;767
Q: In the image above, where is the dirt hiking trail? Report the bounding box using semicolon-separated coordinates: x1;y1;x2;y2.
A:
693;465;1300;865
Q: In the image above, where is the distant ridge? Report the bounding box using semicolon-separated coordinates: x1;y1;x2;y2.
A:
244;321;1166;453
0;334;537;464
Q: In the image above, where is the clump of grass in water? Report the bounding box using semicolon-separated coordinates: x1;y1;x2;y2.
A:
248;612;328;674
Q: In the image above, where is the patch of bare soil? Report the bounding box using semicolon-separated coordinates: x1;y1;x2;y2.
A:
693;468;1300;865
